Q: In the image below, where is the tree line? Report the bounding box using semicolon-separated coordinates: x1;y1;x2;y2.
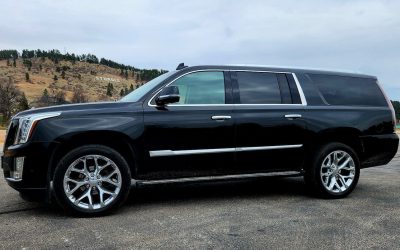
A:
0;49;167;81
392;100;400;121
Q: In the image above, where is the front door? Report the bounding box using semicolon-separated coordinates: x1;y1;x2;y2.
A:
141;70;235;179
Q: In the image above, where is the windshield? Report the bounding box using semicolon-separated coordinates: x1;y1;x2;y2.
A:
120;71;176;102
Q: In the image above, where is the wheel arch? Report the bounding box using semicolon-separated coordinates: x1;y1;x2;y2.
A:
47;131;140;182
304;127;364;166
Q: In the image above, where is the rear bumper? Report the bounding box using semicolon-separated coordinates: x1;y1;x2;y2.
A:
360;133;399;168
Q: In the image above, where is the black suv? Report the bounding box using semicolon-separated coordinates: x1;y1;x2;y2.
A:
2;64;399;215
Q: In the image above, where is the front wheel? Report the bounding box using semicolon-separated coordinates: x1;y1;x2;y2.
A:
53;145;131;215
304;143;360;198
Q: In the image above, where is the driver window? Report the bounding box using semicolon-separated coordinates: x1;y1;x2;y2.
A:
170;71;225;104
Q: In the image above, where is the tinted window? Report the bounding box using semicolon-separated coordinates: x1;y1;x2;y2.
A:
237;72;281;104
170;71;225;104
309;74;387;107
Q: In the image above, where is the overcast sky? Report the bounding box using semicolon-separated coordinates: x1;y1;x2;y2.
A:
1;0;399;100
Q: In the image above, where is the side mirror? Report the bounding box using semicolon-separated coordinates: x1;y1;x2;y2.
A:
156;86;180;106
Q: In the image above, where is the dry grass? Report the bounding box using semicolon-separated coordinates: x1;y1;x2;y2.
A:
0;58;144;104
0;130;5;145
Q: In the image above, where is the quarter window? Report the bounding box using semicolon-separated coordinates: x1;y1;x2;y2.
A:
309;74;387;107
236;72;282;104
170;71;225;104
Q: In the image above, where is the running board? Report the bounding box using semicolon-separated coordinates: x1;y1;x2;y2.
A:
131;171;303;186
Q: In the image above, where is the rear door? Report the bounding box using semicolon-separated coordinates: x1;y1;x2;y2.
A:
232;70;307;173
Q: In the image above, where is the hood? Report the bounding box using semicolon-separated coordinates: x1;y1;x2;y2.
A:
14;101;142;118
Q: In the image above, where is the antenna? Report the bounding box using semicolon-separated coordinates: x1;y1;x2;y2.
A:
176;63;188;70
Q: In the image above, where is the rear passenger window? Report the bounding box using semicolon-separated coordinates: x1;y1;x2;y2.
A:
237;72;282;104
309;74;387;107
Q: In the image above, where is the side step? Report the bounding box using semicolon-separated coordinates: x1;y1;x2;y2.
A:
131;171;303;187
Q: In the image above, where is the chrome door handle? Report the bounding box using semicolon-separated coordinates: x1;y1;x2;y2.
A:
285;114;302;119
211;115;231;121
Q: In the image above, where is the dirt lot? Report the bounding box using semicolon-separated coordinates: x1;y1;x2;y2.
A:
0;144;399;249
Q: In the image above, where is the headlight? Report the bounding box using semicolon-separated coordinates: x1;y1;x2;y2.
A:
14;112;61;145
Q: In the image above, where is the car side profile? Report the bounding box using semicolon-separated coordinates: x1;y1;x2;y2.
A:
2;64;399;215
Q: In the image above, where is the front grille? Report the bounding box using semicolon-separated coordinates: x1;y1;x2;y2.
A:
4;119;19;148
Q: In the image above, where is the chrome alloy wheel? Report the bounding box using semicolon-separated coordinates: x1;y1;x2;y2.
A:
63;155;122;210
320;150;356;193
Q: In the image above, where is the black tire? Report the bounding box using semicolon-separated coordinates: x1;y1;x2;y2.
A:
304;142;360;198
53;145;131;216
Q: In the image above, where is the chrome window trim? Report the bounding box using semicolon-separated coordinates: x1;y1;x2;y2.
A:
149;144;303;157
147;69;308;107
291;73;307;106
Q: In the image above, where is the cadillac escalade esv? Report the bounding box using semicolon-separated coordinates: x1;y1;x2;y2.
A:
2;64;399;215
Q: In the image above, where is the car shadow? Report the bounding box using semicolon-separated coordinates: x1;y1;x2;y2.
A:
22;176;309;217
124;176;309;206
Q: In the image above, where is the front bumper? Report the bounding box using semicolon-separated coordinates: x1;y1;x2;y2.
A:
2;141;59;196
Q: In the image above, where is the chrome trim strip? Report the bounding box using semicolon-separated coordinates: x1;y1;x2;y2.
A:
134;171;303;185
149;144;303;157
149;148;236;157
292;73;307;106
236;144;303;152
148;69;308;107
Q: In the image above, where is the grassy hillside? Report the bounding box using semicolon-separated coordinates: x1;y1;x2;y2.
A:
0;57;158;105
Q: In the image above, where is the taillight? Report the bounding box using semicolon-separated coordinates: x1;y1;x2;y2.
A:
376;79;396;132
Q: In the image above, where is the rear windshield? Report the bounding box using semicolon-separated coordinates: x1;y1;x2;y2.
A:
308;74;387;107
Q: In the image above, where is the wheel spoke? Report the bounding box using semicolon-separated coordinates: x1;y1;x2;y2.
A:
105;169;117;179
99;186;116;197
338;157;351;170
75;190;90;203
102;178;119;186
338;175;348;188
328;177;336;190
66;177;85;184
82;158;90;175
67;182;86;195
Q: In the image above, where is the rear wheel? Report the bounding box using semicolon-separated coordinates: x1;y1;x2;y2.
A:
304;142;360;198
53;145;131;215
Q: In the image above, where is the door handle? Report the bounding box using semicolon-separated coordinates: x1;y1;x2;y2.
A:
211;115;231;121
285;114;302;119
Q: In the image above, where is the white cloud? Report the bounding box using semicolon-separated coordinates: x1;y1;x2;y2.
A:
0;0;399;99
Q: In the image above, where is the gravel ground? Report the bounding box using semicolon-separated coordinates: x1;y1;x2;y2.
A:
0;147;399;249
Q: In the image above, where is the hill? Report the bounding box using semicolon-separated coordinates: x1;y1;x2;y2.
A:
0;49;166;106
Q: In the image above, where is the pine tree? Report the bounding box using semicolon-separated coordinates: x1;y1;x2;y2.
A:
53;75;58;81
120;89;125;97
13;58;16;67
61;70;66;79
124;86;129;94
124;70;128;80
130;84;134;92
106;83;113;97
6;59;10;66
40;88;50;105
18;92;29;111
25;72;30;82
